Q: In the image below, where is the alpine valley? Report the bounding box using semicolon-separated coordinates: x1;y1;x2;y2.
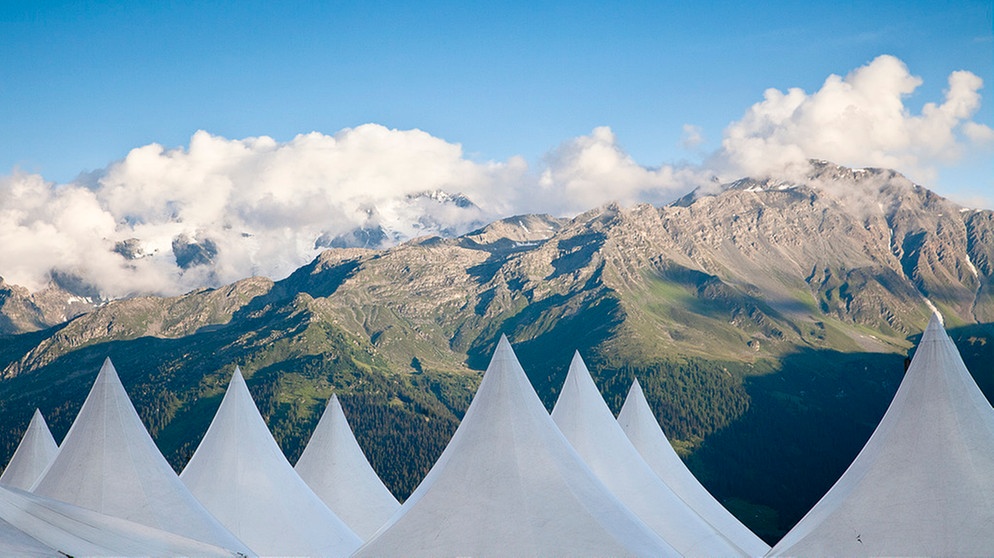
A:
0;161;991;542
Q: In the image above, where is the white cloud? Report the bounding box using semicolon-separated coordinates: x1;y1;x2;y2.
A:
711;55;994;183
0;124;707;298
964;121;994;143
681;124;705;150
536;126;704;215
0;126;532;297
1;55;990;299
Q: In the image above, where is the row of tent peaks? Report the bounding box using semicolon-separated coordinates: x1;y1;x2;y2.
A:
0;314;991;556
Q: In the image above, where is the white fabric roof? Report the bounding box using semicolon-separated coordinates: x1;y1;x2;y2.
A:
30;357;250;553
355;335;675;558
618;378;771;556
180;367;363;558
0;511;54;557
552;352;749;557
0;484;240;557
769;314;994;556
1;409;58;491
295;393;400;540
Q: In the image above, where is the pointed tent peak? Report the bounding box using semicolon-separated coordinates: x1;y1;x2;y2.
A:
487;334;522;373
623;377;650;412
84;358;129;408
617;372;771;555
914;313;952;352
25;410;54;439
182;364;362;555
619;380;654;436
96;356;120;383
296;390;399;540
32;361;250;551
496;334;512;352
477;335;536;403
553;348;748;556
619;378;654;427
921;312;946;340
568;350;587;371
319;394;348;428
559;350;600;402
769;308;994;556
568;350;587;376
554;351;608;418
223;367;252;401
1;409;59;491
325;394;347;421
627;377;647;402
358;337;674;557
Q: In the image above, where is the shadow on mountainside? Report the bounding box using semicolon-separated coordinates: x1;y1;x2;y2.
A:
465;290;624;410
686;322;994;545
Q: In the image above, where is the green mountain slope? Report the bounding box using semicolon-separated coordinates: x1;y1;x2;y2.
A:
0;162;991;541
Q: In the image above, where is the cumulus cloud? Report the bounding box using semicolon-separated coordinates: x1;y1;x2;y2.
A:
0;172;125;294
1;55;990;299
681;124;705;150
710;55;994;183
964;121;994;143
0;126;532;297
536;126;704;215
0;125;708;298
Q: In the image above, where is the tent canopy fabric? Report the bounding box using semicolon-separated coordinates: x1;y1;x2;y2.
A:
355;336;675;558
180;367;363;558
552;352;749;557
769;315;994;557
618;378;771;556
0;409;58;491
0;484;240;557
29;358;250;553
0;511;55;557
295;393;400;540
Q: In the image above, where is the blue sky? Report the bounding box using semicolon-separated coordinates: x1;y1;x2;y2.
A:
2;1;990;188
0;1;992;296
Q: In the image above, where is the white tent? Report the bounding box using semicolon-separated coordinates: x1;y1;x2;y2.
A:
0;512;55;557
618;378;771;556
295;393;400;540
180;367;363;558
769;314;994;556
30;358;250;553
355;336;675;558
1;409;58;491
552;352;749;557
0;484;241;557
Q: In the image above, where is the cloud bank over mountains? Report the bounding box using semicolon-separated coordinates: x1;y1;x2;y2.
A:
714;55;993;183
1;56;990;299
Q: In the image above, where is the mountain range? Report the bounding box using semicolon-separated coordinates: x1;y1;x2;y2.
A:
0;160;991;541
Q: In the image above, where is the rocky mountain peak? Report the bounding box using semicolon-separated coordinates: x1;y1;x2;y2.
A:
673;160;930;217
462;214;565;246
406;189;477;209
